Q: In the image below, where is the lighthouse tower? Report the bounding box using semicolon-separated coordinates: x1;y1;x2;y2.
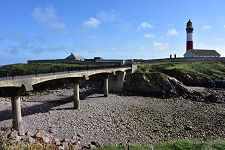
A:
186;19;194;51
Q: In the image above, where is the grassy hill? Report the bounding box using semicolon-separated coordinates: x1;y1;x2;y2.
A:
136;61;225;79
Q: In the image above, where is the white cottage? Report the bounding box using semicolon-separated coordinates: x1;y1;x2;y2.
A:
184;49;220;58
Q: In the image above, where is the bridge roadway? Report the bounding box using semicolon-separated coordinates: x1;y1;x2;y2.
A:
0;65;137;130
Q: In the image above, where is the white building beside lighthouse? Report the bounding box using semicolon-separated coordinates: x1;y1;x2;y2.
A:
184;49;220;57
184;19;221;58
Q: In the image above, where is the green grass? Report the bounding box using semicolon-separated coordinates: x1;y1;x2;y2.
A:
1;140;225;150
137;61;225;79
0;63;103;76
96;145;151;150
153;140;225;150
96;141;225;150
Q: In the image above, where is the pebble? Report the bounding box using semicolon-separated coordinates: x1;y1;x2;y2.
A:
28;137;35;143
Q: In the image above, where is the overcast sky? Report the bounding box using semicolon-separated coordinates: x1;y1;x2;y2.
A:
1;0;225;65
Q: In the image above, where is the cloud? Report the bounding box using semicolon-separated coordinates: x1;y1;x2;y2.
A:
75;42;131;52
153;42;170;50
97;10;119;22
49;22;65;29
88;35;100;40
167;28;179;36
116;22;132;31
8;31;29;45
83;17;100;30
35;35;46;44
139;45;148;50
6;46;20;55
202;25;211;30
138;22;153;29
31;5;56;22
143;34;155;38
31;5;65;29
224;25;225;28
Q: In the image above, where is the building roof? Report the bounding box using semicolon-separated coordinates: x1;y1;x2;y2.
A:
188;49;220;57
65;53;85;61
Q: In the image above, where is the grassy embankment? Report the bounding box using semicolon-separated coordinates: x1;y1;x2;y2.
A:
0;63;109;76
135;61;225;79
99;140;225;150
1;140;225;150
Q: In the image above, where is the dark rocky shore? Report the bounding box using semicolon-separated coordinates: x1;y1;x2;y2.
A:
0;78;225;149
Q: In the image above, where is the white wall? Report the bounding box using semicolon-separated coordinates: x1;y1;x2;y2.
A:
184;51;195;58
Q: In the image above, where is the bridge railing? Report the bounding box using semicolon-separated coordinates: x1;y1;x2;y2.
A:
0;63;132;80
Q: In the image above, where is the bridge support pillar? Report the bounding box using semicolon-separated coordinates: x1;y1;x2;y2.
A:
109;71;126;92
11;96;22;130
104;77;109;97
73;83;80;110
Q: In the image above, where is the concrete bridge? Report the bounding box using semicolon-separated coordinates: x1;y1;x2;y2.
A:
0;65;137;130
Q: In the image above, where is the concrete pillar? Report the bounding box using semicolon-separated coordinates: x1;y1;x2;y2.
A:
74;83;80;110
109;71;126;92
104;77;109;97
11;96;22;130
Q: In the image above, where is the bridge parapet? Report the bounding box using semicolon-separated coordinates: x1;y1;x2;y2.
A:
0;64;131;81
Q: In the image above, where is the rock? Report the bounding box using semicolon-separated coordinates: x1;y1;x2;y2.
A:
42;136;50;143
91;141;101;147
49;128;56;134
164;70;215;88
62;138;69;142
58;146;64;150
35;130;46;138
184;125;192;131
28;137;35;144
89;144;97;149
215;80;225;88
73;145;80;150
26;131;33;136
53;138;61;146
72;135;78;140
15;135;21;142
18;130;25;136
9;131;18;140
205;94;218;103
123;73;189;98
77;134;84;138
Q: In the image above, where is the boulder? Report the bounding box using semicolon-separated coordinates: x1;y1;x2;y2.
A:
215;80;225;88
205;94;219;103
164;69;215;88
123;72;189;98
35;130;46;138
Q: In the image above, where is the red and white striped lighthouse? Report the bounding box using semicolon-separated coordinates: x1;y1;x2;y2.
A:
186;19;194;51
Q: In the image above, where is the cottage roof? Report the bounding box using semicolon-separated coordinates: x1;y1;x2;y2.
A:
188;49;220;57
65;53;85;61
